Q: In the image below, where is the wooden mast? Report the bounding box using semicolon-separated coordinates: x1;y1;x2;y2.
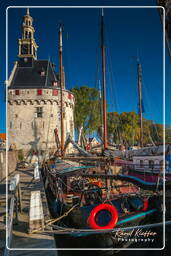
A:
59;24;64;156
101;9;108;149
137;61;143;147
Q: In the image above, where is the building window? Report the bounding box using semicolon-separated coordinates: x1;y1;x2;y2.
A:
149;160;154;169
10;121;12;129
20;122;22;129
36;107;43;118
53;89;58;96
15;90;20;95
37;89;42;95
140;160;143;168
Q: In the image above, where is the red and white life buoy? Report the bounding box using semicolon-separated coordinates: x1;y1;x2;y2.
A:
88;203;118;229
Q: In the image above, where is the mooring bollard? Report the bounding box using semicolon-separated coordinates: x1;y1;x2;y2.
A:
34;162;40;181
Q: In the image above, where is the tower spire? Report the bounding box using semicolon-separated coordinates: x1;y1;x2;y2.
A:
26;8;30;15
18;8;38;60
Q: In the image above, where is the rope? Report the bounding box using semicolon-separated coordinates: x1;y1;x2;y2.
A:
46;220;171;234
30;203;78;234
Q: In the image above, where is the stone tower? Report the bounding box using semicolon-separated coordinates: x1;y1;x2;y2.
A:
8;9;75;157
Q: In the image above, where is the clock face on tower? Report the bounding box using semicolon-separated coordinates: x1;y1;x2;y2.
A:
21;44;29;54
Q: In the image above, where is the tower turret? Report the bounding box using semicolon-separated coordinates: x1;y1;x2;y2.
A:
18;8;38;60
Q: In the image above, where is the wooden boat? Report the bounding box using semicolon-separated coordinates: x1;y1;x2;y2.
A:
42;160;162;234
41;10;164;248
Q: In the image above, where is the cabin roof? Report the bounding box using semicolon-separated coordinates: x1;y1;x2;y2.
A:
57;166;95;176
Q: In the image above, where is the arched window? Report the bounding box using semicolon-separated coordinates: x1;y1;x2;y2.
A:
25;31;28;39
26;20;28;26
149;160;154;169
29;32;31;38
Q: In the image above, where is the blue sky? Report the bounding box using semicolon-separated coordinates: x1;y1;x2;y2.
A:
0;0;171;133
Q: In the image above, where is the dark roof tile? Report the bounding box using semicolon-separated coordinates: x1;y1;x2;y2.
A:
10;59;58;88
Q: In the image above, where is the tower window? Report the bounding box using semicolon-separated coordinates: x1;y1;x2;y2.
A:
36;107;43;118
15;90;20;95
37;89;42;95
25;31;28;38
21;44;29;54
29;32;31;38
10;121;12;129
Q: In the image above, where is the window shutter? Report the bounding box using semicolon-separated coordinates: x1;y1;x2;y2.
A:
15;89;20;95
37;89;42;95
53;89;58;96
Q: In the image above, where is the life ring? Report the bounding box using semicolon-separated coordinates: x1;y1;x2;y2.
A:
88;203;118;229
142;198;149;211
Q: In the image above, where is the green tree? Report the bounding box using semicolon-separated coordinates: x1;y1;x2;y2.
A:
149;123;163;144
107;112;140;146
71;86;100;145
107;112;120;144
166;127;171;143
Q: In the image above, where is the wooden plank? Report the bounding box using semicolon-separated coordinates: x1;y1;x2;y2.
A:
29;191;44;233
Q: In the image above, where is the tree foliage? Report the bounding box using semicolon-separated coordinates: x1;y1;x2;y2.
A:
107;112;170;146
71;86;100;142
71;85;171;146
